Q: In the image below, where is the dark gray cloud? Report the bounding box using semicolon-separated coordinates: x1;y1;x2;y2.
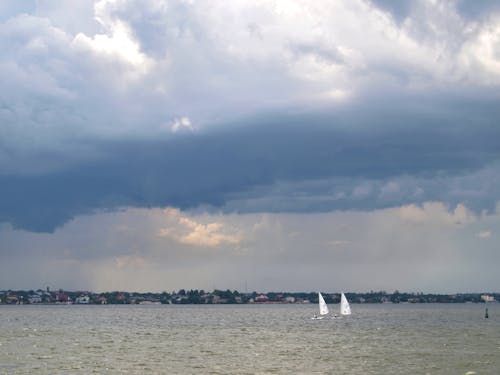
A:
1;0;500;233
369;0;412;22
371;0;500;23
455;0;500;21
2;92;499;232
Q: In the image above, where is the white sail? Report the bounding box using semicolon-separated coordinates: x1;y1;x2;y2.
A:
318;292;329;315
340;292;351;316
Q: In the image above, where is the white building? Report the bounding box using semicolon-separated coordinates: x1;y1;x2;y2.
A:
28;295;42;304
75;295;90;304
481;295;495;302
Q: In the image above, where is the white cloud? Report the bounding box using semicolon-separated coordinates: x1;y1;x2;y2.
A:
459;15;500;84
2;0;500;148
380;181;401;198
399;202;476;226
476;230;492;239
0;0;500;181
169;116;193;133
328;240;352;247
72;16;153;73
158;208;242;248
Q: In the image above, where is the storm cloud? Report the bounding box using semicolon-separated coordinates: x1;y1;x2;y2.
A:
1;0;500;291
2;102;500;232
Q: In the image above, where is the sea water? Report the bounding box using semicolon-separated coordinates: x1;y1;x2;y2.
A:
0;304;498;374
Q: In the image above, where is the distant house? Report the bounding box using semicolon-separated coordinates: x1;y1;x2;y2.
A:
175;295;188;303
28;295;42;304
255;294;269;303
481;295;495;302
56;293;71;303
42;294;54;303
201;293;212;303
75;295;90;304
6;295;19;304
95;296;107;304
212;295;228;304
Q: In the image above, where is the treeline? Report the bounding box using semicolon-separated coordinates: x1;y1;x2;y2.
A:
0;288;497;305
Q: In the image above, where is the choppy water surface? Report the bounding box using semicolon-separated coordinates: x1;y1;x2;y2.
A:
1;304;499;374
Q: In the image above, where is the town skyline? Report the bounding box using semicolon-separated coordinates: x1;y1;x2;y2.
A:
1;287;497;305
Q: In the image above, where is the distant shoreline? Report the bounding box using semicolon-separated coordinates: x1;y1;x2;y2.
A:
1;289;497;305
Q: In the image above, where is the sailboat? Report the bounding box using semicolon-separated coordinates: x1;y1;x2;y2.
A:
312;292;329;319
340;292;351;316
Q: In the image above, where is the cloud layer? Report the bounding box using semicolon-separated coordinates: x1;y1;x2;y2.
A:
1;203;498;292
2;0;500;152
1;118;499;231
1;0;500;291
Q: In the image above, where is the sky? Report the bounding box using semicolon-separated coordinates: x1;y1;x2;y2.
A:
1;0;500;293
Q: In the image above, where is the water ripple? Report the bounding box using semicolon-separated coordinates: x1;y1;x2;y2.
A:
0;304;498;374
